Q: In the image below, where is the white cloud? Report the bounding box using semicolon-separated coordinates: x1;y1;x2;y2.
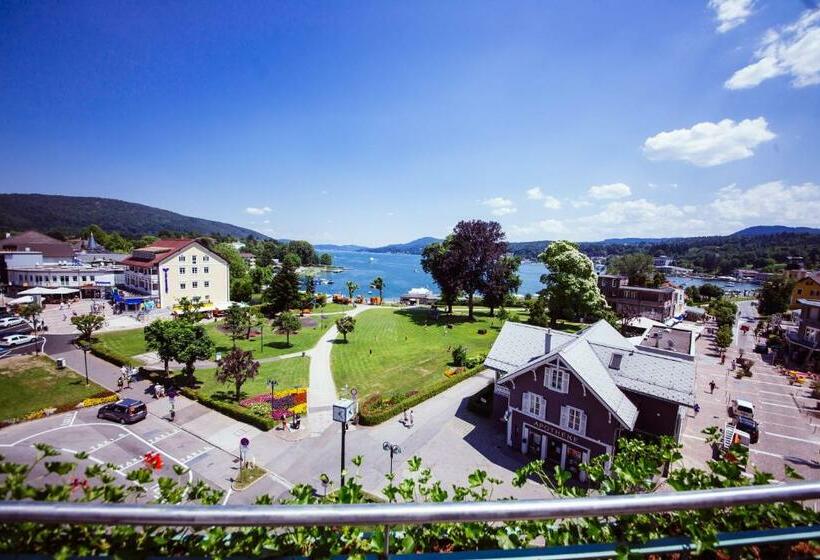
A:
709;181;820;223
587;182;632;199
542;195;562;210
726;8;820;89
570;200;592;209
526;187;544;200
642;117;775;167
481;197;517;216
509;219;567;237
246;206;272;215
709;0;754;33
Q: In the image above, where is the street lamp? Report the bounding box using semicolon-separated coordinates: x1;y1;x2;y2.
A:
259;323;264;353
382;441;402;478
81;344;90;386
266;378;278;404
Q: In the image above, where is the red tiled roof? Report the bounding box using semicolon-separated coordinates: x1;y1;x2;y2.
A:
119;239;197;267
0;230;75;258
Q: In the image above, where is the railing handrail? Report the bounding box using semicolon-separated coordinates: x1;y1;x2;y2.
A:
1;481;818;527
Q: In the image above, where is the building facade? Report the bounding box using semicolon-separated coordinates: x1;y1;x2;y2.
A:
6;264;124;297
597;275;685;323
119;239;229;309
486;321;695;477
1;231;76;284
790;273;820;309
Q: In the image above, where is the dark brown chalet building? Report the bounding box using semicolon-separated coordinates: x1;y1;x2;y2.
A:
598;274;685;323
485;320;695;479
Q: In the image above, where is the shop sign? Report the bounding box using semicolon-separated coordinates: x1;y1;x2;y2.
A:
530;419;580;444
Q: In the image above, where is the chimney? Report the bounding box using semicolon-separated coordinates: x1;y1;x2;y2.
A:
544;331;551;354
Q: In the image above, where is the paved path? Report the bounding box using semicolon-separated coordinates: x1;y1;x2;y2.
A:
307;305;373;434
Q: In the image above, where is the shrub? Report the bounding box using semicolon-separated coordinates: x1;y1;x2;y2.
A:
248;402;272;417
451;345;468;366
79;394;118;408
180;388;276;431
465;353;486;369
477;329;487;335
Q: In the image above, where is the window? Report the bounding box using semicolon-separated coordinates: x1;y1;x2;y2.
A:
546;367;569;393
193;296;201;302
203;255;210;261
192;267;198;274
204;281;210;288
180;283;186;290
192;255;197;263
561;406;586;435
521;392;545;420
178;255;185;262
179;267;186;274
203;267;209;274
609;353;623;370
192;281;198;288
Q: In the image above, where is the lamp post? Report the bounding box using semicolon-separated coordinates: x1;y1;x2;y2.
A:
259;323;264;353
81;345;90;386
382;441;402;478
266;378;277;404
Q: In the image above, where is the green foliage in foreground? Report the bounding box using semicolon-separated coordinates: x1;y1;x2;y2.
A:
0;436;816;557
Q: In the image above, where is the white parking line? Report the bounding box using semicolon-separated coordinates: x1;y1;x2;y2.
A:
148;428;181;444
181;446;213;465
757;409;802;420
88;433;129;453
761;401;799;410
764;432;820;446
269;472;294;490
759;390;796;399
222;487;233;505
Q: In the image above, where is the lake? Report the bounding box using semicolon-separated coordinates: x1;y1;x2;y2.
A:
315;250;758;300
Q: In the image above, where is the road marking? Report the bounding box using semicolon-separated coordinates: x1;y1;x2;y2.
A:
682;433;705;442
763;432;820;446
117;456;145;472
763;420;815;431
181;446;213;465
88;433;129;453
61;412;78;427
751;448;785;459
222;487;233;505
761;401;799;410
759;390;796;398
148;428;181;444
60;447;78;454
269;472;294;490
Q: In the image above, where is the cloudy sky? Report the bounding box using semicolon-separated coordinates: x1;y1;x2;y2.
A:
1;1;819;244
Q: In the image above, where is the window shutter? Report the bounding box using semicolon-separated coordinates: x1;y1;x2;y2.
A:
522;392;531;414
561;371;569;394
580;411;587;435
539;396;546;420
560;405;568;428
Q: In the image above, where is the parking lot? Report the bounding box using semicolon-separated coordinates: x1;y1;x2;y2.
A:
0;320;45;358
0;402;292;504
682;301;820;480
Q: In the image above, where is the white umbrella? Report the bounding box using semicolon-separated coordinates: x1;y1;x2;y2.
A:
7;295;34;305
17;287;54;296
49;287;79;295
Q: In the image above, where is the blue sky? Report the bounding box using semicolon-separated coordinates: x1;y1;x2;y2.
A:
1;0;819;245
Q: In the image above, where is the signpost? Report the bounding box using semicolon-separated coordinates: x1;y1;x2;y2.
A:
332;398;358;486
239;437;250;469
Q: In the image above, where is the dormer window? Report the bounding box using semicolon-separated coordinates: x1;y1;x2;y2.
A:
609;353;623;370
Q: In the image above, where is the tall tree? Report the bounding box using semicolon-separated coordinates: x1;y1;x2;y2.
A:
70;313;105;341
264;258;301;314
371;277;385;304
230;277;253;303
319;253;333;266
608;253;661;287
482;255;521;316
213;242;249;279
421;239;460;313
223;304;252;347
145;319;184;376
249;265;273;292
172;323;215;381
448;220;507;320
758;275;794;315
539;240;608;326
336;316;356;342
216;348;260;401
286;240;317;266
275;311;302;346
715;325;733;356
345;281;359;300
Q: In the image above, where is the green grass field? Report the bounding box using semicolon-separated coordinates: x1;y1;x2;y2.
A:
330;307;502;400
192;356;310;403
308;303;355;314
94;327;148;363
0;356;110;421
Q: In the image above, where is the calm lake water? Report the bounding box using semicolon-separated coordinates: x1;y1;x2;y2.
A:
316;250;758;300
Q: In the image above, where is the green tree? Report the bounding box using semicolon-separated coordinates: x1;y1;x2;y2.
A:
17;302;44;354
174;297;204;323
230;276;253;303
608;253;658;287
319;253;333;266
223;304;252;347
715;324;733;356
539;241;608;326
345;281;359;300
172;323;215;381
371;277;385;304
448;220;507;320
144;319;185;376
482;255;521;316
264;258;301;314
215;348;260;401
70;313;105;341
336;315;356;342
451;344;468;366
286;240;317;266
758;275;794;315
698;283;724;300
282;252;302;268
213;242;249;279
708;298;738;328
249;265;273;292
421;239;460;313
275;311;302;346
526;296;550;327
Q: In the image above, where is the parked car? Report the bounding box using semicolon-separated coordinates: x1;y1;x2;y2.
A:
0;334;36;347
728;397;755;420
735;415;760;444
0;316;25;328
97;398;148;424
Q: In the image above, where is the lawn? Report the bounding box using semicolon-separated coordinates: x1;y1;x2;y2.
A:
0;355;111;422
308;303;355;314
330;307;502;400
192;356;310;402
94;316;333;365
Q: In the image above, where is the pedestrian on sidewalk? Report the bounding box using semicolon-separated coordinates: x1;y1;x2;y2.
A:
694;403;700;415
709;380;716;394
403;409;408;426
409;409;414;427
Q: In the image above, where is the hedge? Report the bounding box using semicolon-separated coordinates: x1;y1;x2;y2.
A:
357;365;484;426
179;387;277;431
88;342;141;368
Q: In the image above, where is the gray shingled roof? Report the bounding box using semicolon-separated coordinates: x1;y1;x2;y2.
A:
485;320;695;413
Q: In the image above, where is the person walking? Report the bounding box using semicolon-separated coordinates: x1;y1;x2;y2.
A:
709;380;716;394
403;409;408;426
694;403;700;415
409;409;414;427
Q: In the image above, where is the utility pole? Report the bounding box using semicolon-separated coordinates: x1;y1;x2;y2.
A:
81;345;90;386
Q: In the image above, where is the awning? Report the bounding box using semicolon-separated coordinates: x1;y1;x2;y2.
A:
7;295;34;305
17;287;80;296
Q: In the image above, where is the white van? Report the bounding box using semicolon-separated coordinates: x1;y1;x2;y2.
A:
729;397;755;420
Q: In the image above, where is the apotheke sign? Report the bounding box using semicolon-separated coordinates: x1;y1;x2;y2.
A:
529;420;580;444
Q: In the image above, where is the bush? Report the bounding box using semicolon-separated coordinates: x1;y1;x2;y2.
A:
358;364;483;425
465;353;486;369
180;388;276;431
451;345;468;367
477;329;488;335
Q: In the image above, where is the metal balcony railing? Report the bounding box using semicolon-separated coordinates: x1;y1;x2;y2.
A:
1;481;818;557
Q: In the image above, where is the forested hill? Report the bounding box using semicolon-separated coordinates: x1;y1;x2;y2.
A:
0;194;266;239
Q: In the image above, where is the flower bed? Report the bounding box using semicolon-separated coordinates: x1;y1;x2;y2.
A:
240;388;308;419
